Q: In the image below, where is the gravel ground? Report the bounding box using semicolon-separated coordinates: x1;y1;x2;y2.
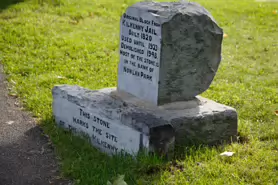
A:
0;65;72;185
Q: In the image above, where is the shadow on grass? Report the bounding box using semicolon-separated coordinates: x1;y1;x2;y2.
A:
40;116;172;184
40;115;245;184
0;0;24;11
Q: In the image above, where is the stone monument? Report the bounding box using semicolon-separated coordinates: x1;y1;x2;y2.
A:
52;1;238;158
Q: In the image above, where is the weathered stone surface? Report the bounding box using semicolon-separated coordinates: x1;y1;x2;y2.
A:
52;85;175;157
118;1;223;105
161;97;238;145
52;85;237;157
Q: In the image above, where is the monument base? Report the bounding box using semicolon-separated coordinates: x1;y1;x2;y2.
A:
52;85;237;157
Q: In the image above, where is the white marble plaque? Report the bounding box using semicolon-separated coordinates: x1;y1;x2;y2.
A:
53;96;142;155
117;7;162;104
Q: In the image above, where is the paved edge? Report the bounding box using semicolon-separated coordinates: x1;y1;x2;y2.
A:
0;64;72;185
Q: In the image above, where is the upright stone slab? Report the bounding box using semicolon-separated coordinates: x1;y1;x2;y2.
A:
118;1;223;105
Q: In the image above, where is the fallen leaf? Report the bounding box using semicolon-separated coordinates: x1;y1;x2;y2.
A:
9;93;17;97
40;146;45;154
10;80;16;84
57;75;65;79
89;12;95;17
6;121;14;125
220;151;235;157
108;175;128;185
114;175;128;185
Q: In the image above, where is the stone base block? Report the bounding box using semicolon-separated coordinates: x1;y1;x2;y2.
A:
52;85;238;157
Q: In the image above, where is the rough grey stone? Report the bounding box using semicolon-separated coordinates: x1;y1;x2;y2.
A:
161;97;238;145
118;2;223;105
52;85;237;157
52;85;175;158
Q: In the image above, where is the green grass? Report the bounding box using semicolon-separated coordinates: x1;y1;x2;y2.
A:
0;0;278;184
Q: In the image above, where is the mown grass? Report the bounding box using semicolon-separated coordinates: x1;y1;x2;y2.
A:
0;0;277;184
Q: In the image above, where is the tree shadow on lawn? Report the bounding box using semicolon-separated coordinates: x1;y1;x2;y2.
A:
40;116;166;184
0;0;24;11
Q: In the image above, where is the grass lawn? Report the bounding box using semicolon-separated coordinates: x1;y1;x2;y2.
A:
0;0;277;184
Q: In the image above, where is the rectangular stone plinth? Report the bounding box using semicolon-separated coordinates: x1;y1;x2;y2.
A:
52;85;237;157
52;85;175;157
161;98;238;146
